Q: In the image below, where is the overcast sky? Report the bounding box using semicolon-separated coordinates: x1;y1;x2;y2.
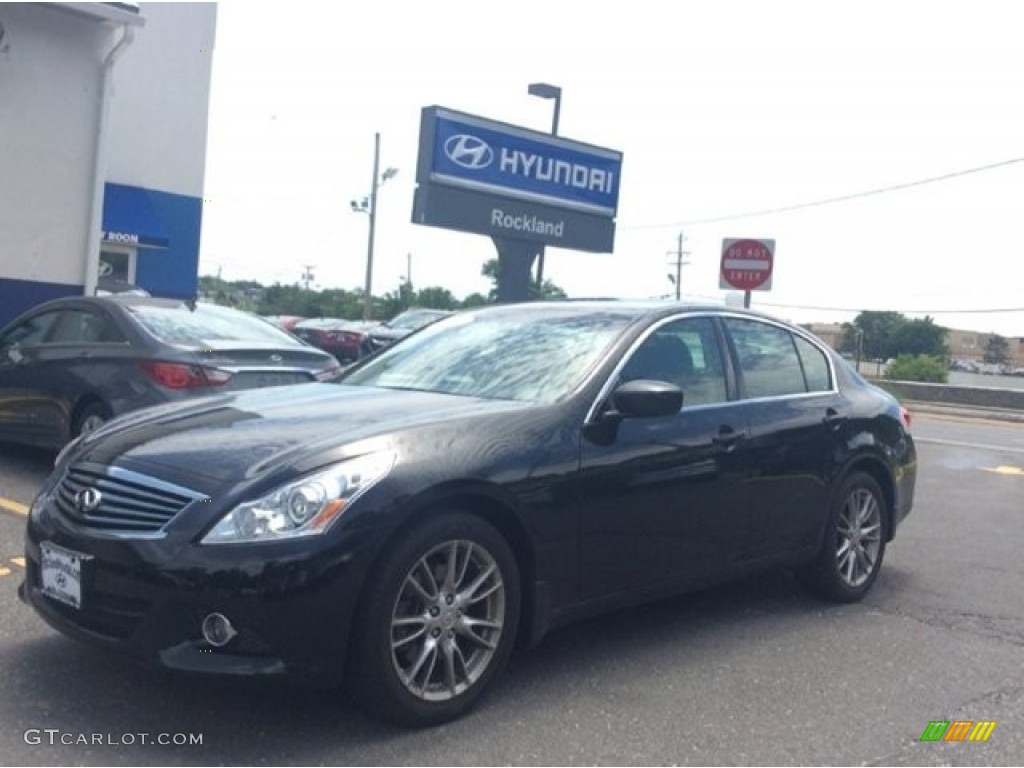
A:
197;0;1023;336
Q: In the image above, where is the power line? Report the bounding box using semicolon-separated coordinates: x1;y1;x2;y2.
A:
622;156;1024;231
677;292;1024;315
752;301;1024;315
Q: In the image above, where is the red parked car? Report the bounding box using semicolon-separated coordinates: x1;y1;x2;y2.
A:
262;315;306;332
292;318;377;363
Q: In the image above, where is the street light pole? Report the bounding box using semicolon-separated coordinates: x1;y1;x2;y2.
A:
527;82;562;293
362;132;381;322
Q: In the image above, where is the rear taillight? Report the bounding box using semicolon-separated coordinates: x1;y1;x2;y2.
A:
899;405;912;431
139;361;233;389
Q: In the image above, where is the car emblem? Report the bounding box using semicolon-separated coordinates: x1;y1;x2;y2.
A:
269;354;283;363
444;134;494;170
74;488;103;513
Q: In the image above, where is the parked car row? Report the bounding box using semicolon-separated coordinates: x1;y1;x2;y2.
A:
0;298;461;451
265;308;454;361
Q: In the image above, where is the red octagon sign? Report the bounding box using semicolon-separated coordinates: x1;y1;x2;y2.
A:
719;238;775;292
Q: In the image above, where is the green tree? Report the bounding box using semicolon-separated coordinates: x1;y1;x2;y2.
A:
983;334;1010;365
884;354;948;383
890;316;948;357
415;286;459;310
844;311;947;360
461;292;489;309
847;311;906;360
378;280;415;320
838;322;860;355
481;258;568;301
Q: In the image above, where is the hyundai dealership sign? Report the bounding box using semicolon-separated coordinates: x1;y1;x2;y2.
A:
413;106;623;252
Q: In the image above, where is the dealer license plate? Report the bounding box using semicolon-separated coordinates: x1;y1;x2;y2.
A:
40;542;87;610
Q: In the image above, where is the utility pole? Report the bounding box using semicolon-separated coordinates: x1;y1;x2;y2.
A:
666;231;690;300
302;265;315;291
406;252;412;287
363;132;381;321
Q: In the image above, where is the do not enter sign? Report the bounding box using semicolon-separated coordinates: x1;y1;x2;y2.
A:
719;238;775;292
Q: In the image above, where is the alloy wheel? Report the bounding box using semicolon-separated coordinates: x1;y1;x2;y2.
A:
389;539;506;702
835;487;882;588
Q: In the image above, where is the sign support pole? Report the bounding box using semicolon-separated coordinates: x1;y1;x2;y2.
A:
492;237;539;303
744;290;751;309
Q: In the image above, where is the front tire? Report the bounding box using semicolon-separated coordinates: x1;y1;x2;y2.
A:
800;472;888;603
351;512;520;726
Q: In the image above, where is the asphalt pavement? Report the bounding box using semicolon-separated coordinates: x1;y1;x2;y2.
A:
0;414;1020;765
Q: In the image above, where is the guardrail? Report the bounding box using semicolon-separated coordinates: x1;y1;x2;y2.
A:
868;378;1024;411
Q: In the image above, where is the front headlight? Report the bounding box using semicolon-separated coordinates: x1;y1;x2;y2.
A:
201;451;395;544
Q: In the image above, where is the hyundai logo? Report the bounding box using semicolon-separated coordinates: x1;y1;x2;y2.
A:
74;488;103;513
444;134;494;170
269;354;283;363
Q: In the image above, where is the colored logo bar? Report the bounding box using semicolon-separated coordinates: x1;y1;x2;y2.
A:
920;720;997;742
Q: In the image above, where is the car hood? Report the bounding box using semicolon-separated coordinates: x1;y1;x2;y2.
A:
74;384;532;486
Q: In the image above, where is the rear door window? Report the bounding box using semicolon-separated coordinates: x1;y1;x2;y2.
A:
51;309;128;344
724;318;808;398
793;334;832;392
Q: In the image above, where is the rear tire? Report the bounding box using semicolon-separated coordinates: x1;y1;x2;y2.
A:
73;401;111;439
799;472;888;603
350;511;520;727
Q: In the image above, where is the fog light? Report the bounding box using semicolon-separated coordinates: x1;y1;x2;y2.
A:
201;612;237;647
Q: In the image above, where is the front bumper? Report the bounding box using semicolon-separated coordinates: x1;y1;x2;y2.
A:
22;501;382;688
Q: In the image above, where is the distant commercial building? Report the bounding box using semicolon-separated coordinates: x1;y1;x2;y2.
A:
0;2;216;327
802;322;1024;368
800;322;844;352
947;328;1024;367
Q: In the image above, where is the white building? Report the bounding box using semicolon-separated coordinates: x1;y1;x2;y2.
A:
0;2;216;326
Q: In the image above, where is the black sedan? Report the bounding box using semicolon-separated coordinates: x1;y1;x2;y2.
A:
0;296;341;449
20;301;916;726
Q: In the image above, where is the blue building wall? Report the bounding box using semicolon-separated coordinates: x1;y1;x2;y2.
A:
0;278;80;329
0;185;202;329
134;188;203;301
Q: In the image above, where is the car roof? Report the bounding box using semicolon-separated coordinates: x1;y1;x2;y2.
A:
463;298;789;325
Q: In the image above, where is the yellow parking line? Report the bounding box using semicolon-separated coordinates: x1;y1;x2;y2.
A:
0;567;10;577
0;497;28;516
11;557;25;568
983;466;1024;476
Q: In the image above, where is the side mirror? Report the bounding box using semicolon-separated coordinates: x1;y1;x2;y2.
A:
612;379;683;418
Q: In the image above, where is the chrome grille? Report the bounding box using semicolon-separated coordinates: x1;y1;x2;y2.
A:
54;464;206;534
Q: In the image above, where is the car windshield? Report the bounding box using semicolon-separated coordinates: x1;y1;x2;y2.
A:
128;303;302;346
342;308;631;403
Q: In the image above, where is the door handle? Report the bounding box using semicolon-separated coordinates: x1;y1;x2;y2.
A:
823;408;848;429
